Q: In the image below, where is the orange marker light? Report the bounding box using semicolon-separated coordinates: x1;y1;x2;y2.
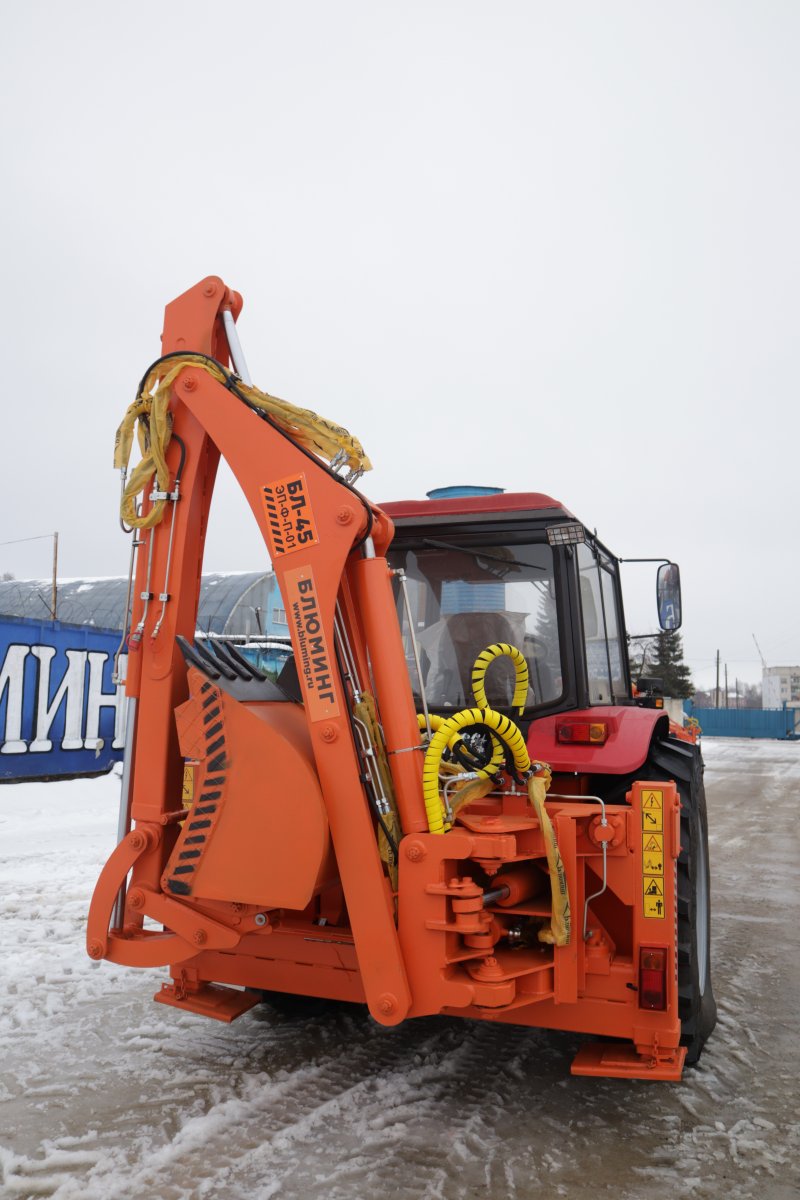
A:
556;721;608;745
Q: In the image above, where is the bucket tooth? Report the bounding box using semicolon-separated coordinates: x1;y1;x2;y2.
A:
209;639;254;679
176;634;221;680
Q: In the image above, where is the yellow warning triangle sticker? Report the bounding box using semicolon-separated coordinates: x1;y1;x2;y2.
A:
644;877;664;896
642;791;663;809
643;834;662;852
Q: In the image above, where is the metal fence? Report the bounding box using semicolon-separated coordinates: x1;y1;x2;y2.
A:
684;702;800;740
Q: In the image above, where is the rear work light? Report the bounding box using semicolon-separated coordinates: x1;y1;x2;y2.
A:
546;522;586;546
556;721;608;745
639;946;668;1011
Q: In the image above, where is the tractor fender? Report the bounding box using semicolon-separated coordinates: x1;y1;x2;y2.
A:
527;706;670;775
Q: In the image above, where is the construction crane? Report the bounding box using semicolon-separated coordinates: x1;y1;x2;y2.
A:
753;633;767;670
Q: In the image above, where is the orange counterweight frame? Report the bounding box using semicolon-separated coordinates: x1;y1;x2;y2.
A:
142;781;685;1078
394;782;685;1079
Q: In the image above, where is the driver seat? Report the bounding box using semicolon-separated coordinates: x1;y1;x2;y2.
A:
444;611;519;708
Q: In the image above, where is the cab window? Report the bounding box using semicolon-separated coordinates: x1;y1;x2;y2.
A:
390;540;564;711
577;542;627;704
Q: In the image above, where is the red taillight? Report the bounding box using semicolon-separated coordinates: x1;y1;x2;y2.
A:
639;946;667;1010
556;721;608;745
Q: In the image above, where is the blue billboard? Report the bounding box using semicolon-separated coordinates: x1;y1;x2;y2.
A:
0;616;126;781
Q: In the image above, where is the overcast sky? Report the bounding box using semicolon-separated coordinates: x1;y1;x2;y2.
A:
2;1;797;690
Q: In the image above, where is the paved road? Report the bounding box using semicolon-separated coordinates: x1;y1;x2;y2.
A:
0;738;798;1199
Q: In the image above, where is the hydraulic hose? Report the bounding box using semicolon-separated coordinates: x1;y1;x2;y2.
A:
471;642;529;714
417;640;569;942
420;706;570;944
417;713;506;776
422;706;531;834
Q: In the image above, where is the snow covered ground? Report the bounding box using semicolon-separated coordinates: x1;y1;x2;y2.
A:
0;739;798;1199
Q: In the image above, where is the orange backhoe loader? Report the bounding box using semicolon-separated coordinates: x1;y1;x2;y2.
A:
87;278;716;1080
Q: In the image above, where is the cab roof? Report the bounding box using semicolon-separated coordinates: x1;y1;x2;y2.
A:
380;492;574;524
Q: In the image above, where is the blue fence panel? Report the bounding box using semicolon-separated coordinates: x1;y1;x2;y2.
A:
684;702;799;740
0;615;126;781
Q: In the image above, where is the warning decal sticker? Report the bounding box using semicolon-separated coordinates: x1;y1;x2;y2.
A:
641;788;666;919
261;473;319;558
182;764;194;805
283;565;341;722
641;788;663;832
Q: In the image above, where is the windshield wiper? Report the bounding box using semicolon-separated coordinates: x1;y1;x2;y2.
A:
421;538;544;573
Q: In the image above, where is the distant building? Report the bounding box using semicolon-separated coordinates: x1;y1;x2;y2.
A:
0;572;288;640
762;666;800;709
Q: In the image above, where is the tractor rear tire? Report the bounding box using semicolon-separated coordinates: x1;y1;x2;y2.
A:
260;991;332;1020
646;736;717;1064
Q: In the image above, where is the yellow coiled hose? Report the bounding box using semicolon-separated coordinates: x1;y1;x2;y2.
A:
471;642;529;714
417;713;505;777
417;641;530;830
421;707;530;834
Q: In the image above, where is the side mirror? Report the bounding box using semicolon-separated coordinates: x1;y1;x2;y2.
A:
657;562;682;631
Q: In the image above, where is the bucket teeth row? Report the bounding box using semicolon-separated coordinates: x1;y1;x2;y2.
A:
175;635;290;703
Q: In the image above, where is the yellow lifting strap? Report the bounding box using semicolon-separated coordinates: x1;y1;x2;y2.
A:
448;775;495;821
353;693;401;892
114;354;372;530
471;642;530;714
527;773;571;947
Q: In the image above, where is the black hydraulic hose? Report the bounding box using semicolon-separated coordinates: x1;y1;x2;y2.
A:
171;432;187;483
446;719;525;784
333;637;399;864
